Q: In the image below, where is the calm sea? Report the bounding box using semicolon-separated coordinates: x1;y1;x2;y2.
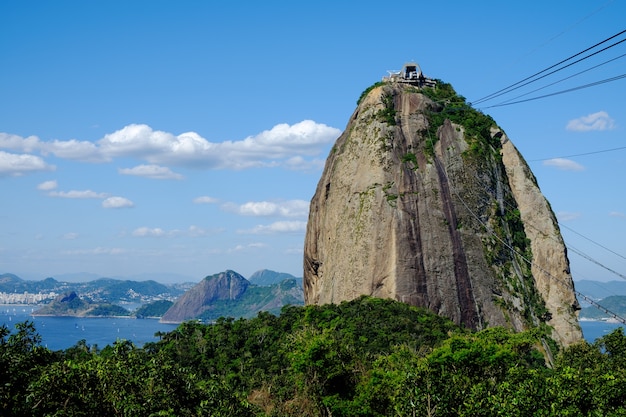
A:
1;305;178;351
0;305;623;351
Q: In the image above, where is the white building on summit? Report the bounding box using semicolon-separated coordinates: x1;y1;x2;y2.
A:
382;62;436;87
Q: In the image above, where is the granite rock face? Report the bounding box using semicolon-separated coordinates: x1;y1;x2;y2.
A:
303;82;582;346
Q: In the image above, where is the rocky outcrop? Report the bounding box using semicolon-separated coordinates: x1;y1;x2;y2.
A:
303;82;582;347
161;270;249;323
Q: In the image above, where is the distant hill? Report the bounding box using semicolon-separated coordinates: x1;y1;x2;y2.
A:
32;291;130;317
0;273;186;304
248;269;302;286
161;270;304;323
134;300;174;318
161;270;250;322
0;274;60;293
197;278;304;321
579;295;626;320
574;280;626;301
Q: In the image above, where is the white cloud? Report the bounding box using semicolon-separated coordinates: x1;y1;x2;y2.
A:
566;111;616;132
48;190;108;199
62;232;79;240
609;211;626;219
0;151;55;177
1;120;341;170
239;220;307;234
132;227;166;237
557;211;581;221
41;139;101;161
185;225;212;237
0;133;41;152
283;156;327;171
102;196;134;209
543;158;585;171
229;242;268;252
63;247;126;255
37;180;58;191
131;225;215;238
193;196;219;204
118;164;184;180
225;200;309;217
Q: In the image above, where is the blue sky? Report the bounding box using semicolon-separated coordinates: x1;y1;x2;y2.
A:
1;1;625;284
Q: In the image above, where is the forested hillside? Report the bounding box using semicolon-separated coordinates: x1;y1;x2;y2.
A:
1;296;625;416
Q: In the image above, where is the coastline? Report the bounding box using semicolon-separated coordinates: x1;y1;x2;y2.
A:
30;313;136;319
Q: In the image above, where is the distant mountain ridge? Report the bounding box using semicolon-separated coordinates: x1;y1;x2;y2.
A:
161;270;304;323
0;272;189;304
248;269;302;286
1;270;305;321
574;280;626;301
580;295;626;320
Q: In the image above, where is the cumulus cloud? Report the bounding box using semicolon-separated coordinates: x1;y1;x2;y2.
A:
543;158;585;171
0;133;41;152
0;151;55;177
41;139;101;161
102;196;134;209
38;182;133;208
193;196;219;204
609;211;626;218
37;180;58;191
118;164;184;180
48;190;108;199
225;200;309;217
566;111;616;132
1;120;340;170
239;220;307;234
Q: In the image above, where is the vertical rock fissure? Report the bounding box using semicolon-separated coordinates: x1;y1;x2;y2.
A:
399;196;429;307
434;155;480;330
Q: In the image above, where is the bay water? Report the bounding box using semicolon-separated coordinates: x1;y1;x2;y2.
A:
1;305;178;351
1;304;623;351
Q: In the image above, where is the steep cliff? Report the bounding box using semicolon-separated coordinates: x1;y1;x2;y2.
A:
304;81;582;346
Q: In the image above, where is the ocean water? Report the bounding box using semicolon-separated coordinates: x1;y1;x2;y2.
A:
0;305;623;351
1;305;178;351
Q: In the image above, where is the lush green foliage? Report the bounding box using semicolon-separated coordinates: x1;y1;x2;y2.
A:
420;81;498;159
376;93;397;126
134;300;174;318
401;152;418;169
86;303;130;316
1;298;625;416
198;279;303;321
